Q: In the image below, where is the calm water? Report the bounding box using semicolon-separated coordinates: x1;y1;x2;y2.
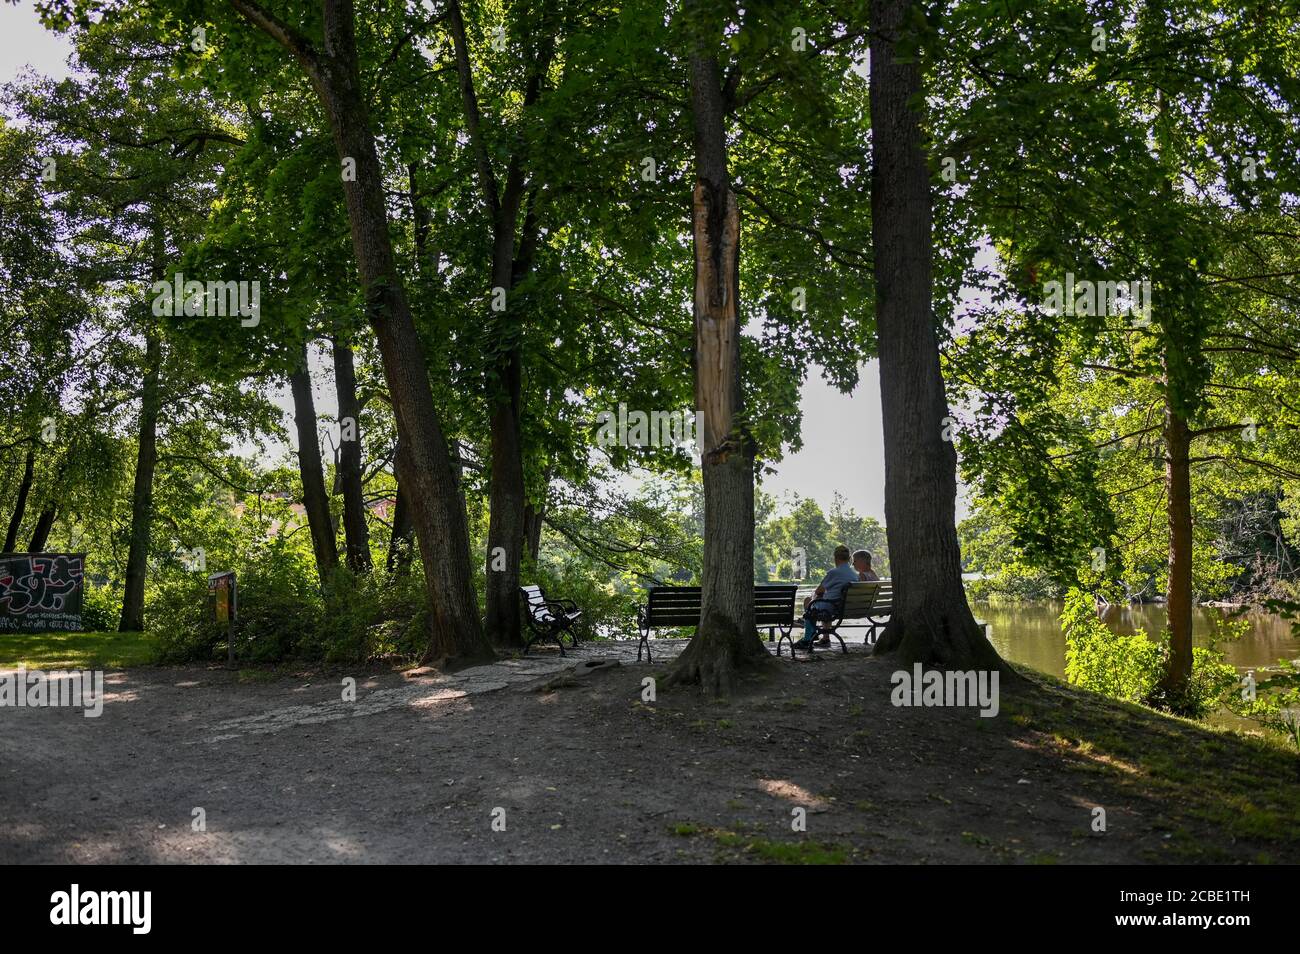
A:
979;601;1300;679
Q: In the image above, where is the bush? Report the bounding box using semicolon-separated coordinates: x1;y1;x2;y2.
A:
80;583;121;632
148;573;220;664
1062;589;1163;705
231;538;323;663
1062;588;1239;718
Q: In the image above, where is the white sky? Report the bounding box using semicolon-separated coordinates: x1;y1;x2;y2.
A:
1;0;911;524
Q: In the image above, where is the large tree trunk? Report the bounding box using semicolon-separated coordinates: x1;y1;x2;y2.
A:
3;448;34;552
665;34;766;695
310;0;491;665
332;333;371;572
289;344;340;585
447;0;530;649
27;505;56;552
484;348;526;647
868;0;1008;673
119;329;161;632
1162;400;1194;701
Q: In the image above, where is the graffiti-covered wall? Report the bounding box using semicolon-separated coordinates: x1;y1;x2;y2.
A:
0;553;85;633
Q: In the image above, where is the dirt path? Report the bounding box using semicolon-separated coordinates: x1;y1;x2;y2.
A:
2;640;1296;864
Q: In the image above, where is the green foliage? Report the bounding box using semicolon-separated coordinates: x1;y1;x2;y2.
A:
79;582;121;632
1062;589;1163;706
1062;589;1240;718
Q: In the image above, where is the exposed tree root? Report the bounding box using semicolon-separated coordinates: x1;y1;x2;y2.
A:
662;611;773;697
873;604;1021;681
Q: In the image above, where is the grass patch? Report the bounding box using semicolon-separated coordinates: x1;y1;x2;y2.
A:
711;831;848;864
0;630;158;670
670;821;848;864
1009;666;1300;853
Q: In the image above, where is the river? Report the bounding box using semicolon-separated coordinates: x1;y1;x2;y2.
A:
977;600;1300;680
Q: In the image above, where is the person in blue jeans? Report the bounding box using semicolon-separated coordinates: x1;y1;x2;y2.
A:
795;544;859;649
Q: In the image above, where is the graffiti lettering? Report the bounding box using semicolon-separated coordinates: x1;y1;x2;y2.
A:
0;554;85;632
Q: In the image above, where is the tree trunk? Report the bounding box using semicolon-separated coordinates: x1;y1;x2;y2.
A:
523;499;544;563
27;505;56;552
3;448;34;552
1162;400;1194;701
289;344;340;585
868;0;1008;673
313;0;491;665
446;0;531;649
484;346;526;647
386;443;415;575
332;333;371;572
119;330;161;632
665;34;767;695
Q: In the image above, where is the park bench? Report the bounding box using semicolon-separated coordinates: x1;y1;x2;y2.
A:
778;579;894;656
520;585;583;656
636;584;798;662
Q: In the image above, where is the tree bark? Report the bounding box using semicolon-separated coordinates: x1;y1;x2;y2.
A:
447;0;535;649
289;344;340;585
665;29;767;696
27;505;56;552
3;448;34;553
386;442;415;575
523;493;546;563
1162;399;1194;701
868;0;1009;673
332;333;371;572
231;0;494;664
119;329;161;632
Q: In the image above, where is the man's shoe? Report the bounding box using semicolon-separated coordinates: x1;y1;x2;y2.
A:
816;636;831;647
792;637;814;652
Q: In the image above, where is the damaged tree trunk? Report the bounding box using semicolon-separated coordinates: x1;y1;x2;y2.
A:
665;37;767;695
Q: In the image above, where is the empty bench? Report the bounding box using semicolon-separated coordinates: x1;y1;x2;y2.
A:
520;585;583;655
778;579;893;656
636;585;798;662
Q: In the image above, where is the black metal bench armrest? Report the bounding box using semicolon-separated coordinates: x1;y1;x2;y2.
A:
539;600;576;620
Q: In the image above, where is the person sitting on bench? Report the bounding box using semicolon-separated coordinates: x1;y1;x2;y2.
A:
854;549;880;582
796;544;858;649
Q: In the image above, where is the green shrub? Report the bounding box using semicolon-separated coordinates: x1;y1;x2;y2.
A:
79;582;121;632
232;538;322;663
1062;588;1163;705
1062;588;1239;718
147;573;220;664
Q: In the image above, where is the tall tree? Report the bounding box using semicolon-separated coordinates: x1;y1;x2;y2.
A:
664;0;766;693
445;0;551;648
867;0;1007;671
225;0;494;664
119;326;161;630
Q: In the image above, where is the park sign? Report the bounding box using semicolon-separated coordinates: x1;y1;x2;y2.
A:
0;552;86;633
